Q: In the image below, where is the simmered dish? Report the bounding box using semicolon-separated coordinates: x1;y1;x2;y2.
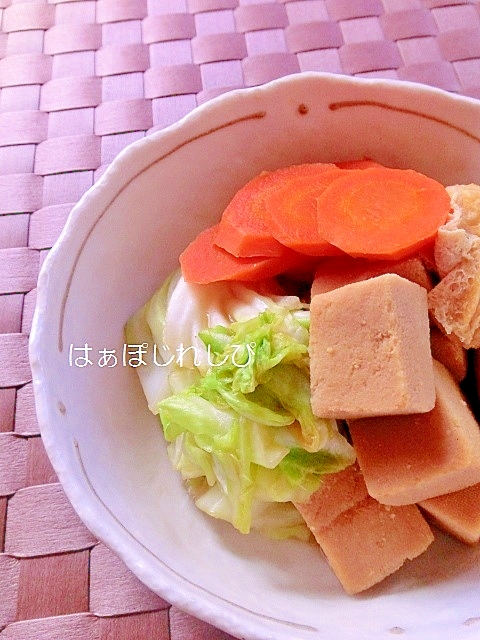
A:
126;160;480;595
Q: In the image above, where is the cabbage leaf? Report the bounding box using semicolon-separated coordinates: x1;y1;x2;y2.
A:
127;272;355;538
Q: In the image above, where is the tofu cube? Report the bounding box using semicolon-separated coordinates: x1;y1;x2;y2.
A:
419;482;480;545
315;497;434;595
430;326;467;383
311;255;432;297
296;464;434;594
349;360;480;505
309;273;435;419
295;463;368;531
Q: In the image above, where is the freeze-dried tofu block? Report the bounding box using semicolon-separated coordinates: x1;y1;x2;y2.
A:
349;360;480;505
310;273;435;419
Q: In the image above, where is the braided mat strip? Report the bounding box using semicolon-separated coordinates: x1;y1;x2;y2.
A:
1;0;480;637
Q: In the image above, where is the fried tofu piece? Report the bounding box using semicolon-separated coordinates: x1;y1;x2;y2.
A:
419;482;480;545
309;273;435;419
349;360;480;505
428;183;480;348
296;464;433;595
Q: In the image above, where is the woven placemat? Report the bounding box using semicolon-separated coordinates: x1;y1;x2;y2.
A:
1;0;480;638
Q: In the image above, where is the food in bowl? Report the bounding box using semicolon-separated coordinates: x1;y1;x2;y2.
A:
30;72;480;639
126;159;480;595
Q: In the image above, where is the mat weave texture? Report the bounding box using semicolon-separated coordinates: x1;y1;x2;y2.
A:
1;0;480;638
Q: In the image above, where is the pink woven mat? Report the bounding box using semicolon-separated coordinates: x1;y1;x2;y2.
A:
1;0;480;638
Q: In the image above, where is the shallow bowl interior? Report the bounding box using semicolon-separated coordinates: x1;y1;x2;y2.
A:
30;72;480;640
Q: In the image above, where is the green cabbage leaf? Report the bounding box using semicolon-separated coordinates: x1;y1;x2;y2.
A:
126;272;355;538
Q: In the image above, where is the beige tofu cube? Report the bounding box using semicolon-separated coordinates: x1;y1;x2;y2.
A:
349;360;480;505
296;464;433;594
311;255;433;297
309;273;435;419
295;463;368;532
419;482;480;545
315;497;434;595
430;326;467;383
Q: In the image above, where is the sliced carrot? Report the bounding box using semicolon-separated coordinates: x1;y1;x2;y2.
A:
214;171;285;257
335;159;383;170
263;167;347;256
180;224;308;284
214;163;336;258
315;167;451;261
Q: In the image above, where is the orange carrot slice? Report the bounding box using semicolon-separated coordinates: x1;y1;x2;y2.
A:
214;163;337;257
263;167;347;256
335;159;382;170
316;167;451;261
180;224;307;284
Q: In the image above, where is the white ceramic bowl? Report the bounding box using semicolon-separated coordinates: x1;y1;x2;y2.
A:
30;72;480;640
